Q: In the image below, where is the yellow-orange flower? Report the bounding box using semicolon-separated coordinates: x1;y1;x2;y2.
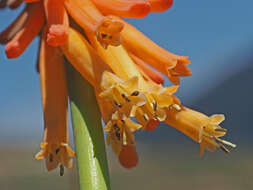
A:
0;0;235;171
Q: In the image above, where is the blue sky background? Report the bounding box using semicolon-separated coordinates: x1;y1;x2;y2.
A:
0;0;253;141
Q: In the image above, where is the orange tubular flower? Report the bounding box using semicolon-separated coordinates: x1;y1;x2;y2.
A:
120;20;191;84
5;2;44;58
36;29;75;172
1;0;235;171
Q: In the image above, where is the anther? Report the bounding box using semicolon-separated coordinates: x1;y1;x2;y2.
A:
55;148;60;154
121;93;130;102
60;164;64;176
115;132;121;140
215;137;236;148
153;102;157;112
101;33;107;39
170;104;181;111
113;124;120;131
114;101;122;108
219;144;230;153
131;91;139;96
49;153;53;162
215;128;227;132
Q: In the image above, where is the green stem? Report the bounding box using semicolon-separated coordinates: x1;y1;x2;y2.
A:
65;61;111;190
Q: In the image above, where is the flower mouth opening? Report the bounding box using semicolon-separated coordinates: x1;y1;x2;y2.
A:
96;16;124;49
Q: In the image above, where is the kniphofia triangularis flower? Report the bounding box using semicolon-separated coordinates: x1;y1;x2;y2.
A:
0;0;235;172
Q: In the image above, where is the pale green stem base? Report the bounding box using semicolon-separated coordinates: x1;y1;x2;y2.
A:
66;61;111;190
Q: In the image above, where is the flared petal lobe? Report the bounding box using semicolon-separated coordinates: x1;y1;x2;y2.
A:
64;0;124;48
165;107;236;156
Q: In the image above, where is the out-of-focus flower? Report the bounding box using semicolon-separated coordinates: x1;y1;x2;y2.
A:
0;0;235;171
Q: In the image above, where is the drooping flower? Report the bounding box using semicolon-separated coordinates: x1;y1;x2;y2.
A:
0;0;235;172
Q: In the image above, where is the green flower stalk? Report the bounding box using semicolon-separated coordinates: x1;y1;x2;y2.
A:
66;61;111;190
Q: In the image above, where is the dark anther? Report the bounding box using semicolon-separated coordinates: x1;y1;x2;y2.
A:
108;35;113;39
153;102;157;112
114;101;122;108
49;153;53;162
121;119;125;124
131;91;139;96
121;93;130;102
55;148;60;155
101;33;107;39
113;124;120;131
60;164;64;176
115;132;121;140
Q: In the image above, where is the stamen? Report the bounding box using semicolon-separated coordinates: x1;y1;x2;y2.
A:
60;164;64;176
170;104;181;111
214;128;227;132
122;131;127;145
219;144;230;153
114;101;122;108
131;91;139;96
143;113;149;121
215;137;236;148
55;148;60;154
121;93;130;102
153;102;157;111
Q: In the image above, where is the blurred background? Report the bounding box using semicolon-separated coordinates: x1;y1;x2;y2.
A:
0;0;252;189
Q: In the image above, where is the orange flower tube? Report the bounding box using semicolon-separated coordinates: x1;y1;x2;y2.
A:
36;29;75;171
121;20;191;84
91;0;151;18
44;0;69;46
147;0;173;12
5;2;44;58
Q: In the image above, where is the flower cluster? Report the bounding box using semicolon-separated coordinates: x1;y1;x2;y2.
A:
0;0;235;172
